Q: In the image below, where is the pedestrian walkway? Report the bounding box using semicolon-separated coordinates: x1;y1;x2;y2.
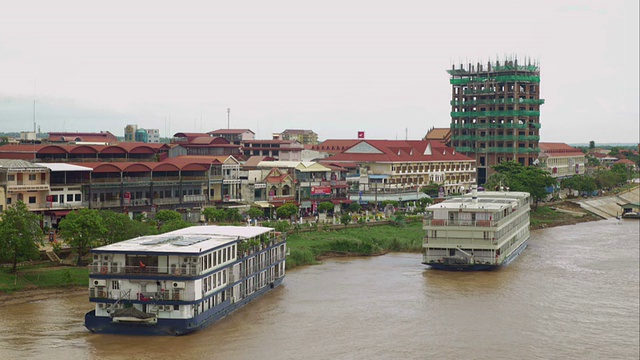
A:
576;186;639;218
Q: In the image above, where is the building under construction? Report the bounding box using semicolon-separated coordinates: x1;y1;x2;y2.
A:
448;57;544;184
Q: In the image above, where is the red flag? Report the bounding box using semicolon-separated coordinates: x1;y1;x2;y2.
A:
357;131;365;139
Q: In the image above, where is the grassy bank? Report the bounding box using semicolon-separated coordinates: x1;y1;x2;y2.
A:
1;203;601;293
530;203;600;230
0;264;88;293
286;219;424;269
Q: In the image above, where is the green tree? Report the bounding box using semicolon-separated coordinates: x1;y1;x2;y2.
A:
159;219;192;233
0;202;43;273
155;209;182;224
348;202;362;213
203;207;225;223
276;203;299;219
589;140;595;149
58;208;107;266
100;210;156;245
339;213;352;227
246;207;264;220
421;182;441;197
317;201;334;214
224;209;243;223
489;161;555;208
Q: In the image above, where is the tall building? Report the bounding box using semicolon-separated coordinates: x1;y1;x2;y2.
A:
448;57;544;184
124;125;137;142
277;129;319;145
146;129;160;143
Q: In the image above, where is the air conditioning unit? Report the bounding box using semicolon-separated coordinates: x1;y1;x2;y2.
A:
164;305;172;311
97;303;104;309
172;281;186;289
93;279;106;287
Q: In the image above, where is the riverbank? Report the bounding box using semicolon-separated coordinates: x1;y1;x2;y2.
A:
0;200;605;303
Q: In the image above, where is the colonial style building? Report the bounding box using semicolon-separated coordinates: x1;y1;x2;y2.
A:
320;139;476;201
538;142;586;178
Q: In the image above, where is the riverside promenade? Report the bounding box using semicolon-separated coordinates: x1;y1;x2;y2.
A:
576;185;640;219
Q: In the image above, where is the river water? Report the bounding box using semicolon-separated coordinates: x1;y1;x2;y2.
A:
0;219;638;360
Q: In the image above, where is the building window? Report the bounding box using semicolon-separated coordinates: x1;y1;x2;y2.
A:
8;175;15;181
67;194;74;202
52;195;59;202
29;196;36;204
75;194;82;202
29;174;37;181
6;198;11;205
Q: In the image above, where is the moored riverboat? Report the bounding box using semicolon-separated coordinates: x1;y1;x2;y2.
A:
422;185;531;270
84;225;286;335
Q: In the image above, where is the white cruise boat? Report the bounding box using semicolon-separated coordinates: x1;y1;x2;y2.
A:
422;186;531;270
84;225;286;335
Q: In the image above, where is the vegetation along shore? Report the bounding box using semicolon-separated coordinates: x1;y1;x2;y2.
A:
0;200;607;307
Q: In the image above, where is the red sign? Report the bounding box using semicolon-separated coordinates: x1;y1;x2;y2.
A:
46;195;53;202
124;192;131;199
311;186;331;195
358;131;365;139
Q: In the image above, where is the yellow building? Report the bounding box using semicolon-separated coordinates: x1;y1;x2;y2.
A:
538;142;586;178
0;159;50;212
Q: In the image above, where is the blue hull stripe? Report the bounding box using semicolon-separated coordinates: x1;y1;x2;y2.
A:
84;277;283;336
423;238;528;271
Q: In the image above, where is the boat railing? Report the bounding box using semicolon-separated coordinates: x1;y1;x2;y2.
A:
90;264;202;277
89;288;195;302
424;219;496;227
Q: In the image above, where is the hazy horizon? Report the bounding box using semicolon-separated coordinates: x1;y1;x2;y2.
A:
1;0;638;144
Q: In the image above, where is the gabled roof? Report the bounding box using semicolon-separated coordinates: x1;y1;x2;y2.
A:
424;128;451;141
311;140;360;154
295;162;332;172
264;167;293;183
243;156;269;168
208;129;255;135
539;142;585;157
0;159;48;170
322;140;473;163
614;159;636;165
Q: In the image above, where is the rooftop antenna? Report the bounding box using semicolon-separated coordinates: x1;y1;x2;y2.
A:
405;127;408;140
227;108;230;129
33;79;36;133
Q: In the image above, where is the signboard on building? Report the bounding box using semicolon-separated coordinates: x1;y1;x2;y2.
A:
123;192;131;205
311;186;331;195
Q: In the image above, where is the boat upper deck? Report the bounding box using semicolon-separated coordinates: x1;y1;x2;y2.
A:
428;191;530;212
91;225;276;255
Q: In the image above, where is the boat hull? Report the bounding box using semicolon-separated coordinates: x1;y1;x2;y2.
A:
85;277;283;336
423;237;528;271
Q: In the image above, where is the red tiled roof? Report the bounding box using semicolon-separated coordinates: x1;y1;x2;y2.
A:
321;140;474;163
208;129;254;135
311;140;360;154
48;131;118;143
539;142;584;157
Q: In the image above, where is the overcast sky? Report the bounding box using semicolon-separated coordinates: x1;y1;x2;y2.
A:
0;0;638;144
